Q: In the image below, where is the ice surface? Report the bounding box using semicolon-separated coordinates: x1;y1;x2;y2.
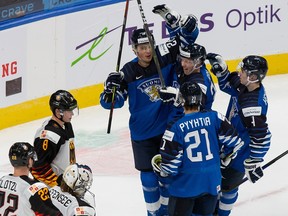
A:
1;74;288;216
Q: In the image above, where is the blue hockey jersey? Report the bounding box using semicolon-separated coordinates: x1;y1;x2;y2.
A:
217;72;272;172
160;110;243;197
176;64;216;110
100;39;184;141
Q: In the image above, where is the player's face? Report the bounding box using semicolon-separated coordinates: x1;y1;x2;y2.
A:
62;110;74;122
238;68;249;85
179;56;199;75
135;43;152;67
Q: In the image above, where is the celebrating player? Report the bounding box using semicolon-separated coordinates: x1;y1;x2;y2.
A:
152;81;243;216
153;5;215;110
0;142;62;215
31;90;79;187
176;43;216;110
207;54;272;215
100;6;199;215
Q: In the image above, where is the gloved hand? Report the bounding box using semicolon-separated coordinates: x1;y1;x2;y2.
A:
159;87;182;107
180;14;198;33
103;71;124;103
206;53;228;77
152;4;181;29
104;71;124;94
151;154;168;178
244;158;264;183
220;153;233;169
179;14;199;45
220;140;244;169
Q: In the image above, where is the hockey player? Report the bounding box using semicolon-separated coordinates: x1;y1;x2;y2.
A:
152;5;215;110
49;163;96;216
207;54;272;216
99;8;199;216
152;81;243;216
176;43;216;110
31;90;79;187
0;142;62;215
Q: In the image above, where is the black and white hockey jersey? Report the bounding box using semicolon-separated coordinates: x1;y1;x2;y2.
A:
0;174;62;215
32;118;76;187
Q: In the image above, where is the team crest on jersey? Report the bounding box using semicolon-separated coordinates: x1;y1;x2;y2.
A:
137;78;162;102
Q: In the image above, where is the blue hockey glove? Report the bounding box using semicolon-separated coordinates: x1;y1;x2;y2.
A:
179;14;199;45
152;4;181;29
151;154;168;178
159;87;182;107
104;71;124;93
102;90;125;103
206;53;228;77
244;158;264;183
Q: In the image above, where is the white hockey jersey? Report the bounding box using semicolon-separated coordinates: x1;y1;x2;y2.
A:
49;185;96;216
0;174;62;215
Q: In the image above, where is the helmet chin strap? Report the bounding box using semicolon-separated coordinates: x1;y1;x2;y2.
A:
188;63;201;74
245;76;259;87
54;110;65;123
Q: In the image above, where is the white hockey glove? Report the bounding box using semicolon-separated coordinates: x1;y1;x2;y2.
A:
220;140;244;169
244;158;264;183
180;14;198;33
151;154;168;178
152;4;181;29
159;87;182;107
206;53;228;77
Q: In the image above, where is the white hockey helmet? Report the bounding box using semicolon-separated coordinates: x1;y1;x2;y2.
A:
63;163;93;197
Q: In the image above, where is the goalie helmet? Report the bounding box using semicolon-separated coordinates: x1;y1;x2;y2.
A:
63;163;93;197
179;43;207;65
240;55;268;82
49;90;78;115
131;28;154;48
180;81;202;106
9;142;38;167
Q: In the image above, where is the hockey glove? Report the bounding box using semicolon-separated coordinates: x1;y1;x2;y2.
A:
244;158;264;183
152;4;181;29
179;14;199;46
220;140;244;169
206;53;228;77
180;14;198;33
104;71;124;93
159;87;182;107
151;154;168;178
103;71;125;103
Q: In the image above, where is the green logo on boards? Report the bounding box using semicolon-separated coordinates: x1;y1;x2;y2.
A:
71;27;113;67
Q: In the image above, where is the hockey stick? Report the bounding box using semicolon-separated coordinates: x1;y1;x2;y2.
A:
223;149;288;192
136;0;166;89
107;0;130;134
